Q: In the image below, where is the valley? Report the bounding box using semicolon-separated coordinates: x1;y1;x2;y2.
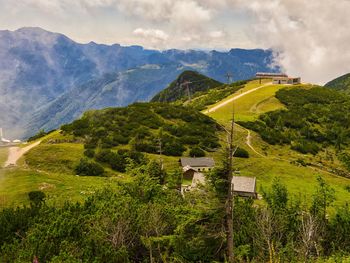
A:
1;78;350;212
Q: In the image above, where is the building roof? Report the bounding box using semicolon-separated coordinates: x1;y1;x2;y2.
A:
180;157;215;168
273;77;300;80
232;176;256;193
256;72;288;78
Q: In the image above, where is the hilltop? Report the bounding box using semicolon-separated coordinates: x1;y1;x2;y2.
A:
325;73;350;93
151;70;223;102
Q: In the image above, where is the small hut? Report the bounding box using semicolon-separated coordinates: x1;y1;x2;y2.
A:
231;176;257;199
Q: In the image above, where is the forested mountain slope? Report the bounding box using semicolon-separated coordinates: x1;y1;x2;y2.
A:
325;73;350;93
151;70;223;102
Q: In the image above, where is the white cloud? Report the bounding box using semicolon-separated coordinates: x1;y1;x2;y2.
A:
133;28;169;41
209;30;225;38
2;0;350;84
226;0;350;84
132;28;171;48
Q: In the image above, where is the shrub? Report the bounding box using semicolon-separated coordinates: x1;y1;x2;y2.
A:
291;140;320;155
28;191;46;206
95;149;113;163
84;149;95;158
75;159;104;176
234;147;249;158
189;147;205;157
345;185;350;192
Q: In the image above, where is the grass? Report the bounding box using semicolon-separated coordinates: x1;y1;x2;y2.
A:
205;79;271;108
207;84;286;123
203;79;350;211
0;147;8;167
0;167;116;208
0;136;124;207
24;143;84;174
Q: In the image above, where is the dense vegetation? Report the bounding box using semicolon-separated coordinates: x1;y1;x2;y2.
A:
151;70;223;103
239;86;350;158
325;72;350;93
1;159;350;262
61;103;220;172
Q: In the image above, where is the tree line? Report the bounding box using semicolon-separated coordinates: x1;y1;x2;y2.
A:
1;158;350;262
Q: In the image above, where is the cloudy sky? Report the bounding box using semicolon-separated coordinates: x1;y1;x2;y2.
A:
0;0;350;84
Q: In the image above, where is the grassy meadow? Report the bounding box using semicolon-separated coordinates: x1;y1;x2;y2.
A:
0;132;119;207
205;80;350;211
207;82;286;123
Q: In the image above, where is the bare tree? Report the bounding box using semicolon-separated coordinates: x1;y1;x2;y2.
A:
299;212;321;261
256;208;279;263
225;105;236;263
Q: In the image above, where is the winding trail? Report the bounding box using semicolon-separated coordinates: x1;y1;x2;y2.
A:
206;82;272;113
4;141;41;167
245;129;265;157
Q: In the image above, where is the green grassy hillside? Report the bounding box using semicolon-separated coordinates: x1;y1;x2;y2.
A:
203;80;350;209
0;132;122;207
0;103;221;207
206;79;285;123
151;70;223;102
325;72;350;93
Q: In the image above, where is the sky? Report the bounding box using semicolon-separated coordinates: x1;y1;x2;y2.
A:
0;0;350;84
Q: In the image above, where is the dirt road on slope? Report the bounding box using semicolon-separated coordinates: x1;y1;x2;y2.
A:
245;129;265;157
206;82;272;113
4;141;41;167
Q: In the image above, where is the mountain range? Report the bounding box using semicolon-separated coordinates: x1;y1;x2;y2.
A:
0;27;279;139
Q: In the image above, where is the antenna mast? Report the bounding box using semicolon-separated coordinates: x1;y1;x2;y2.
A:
226;72;233;84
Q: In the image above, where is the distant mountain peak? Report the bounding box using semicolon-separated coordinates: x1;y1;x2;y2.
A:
151;70;223;103
0;27;277;138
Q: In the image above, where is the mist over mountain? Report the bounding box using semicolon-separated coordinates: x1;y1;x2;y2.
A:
0;27;278;139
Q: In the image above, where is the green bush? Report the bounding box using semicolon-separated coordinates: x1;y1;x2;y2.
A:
189;147;205;157
28;191;46;206
62;103;220;158
291;140;320;155
239;86;350;155
84;149;95;158
234;147;249;158
75;159;104;176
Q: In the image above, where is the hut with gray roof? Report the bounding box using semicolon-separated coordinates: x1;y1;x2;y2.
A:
180;157;215;172
231;176;257;199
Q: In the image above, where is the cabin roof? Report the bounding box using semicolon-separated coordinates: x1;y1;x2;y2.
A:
232;176;256;193
180;157;215;168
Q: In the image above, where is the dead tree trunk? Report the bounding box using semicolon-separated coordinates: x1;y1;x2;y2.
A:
226;107;235;263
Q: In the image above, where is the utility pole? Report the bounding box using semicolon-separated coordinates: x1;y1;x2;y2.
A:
157;138;163;169
226;72;233;84
184;80;191;102
157;129;164;170
226;103;235;263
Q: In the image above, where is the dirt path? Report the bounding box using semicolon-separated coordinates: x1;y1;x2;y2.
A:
245;129;265;157
4;141;41;167
206;82;272;113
